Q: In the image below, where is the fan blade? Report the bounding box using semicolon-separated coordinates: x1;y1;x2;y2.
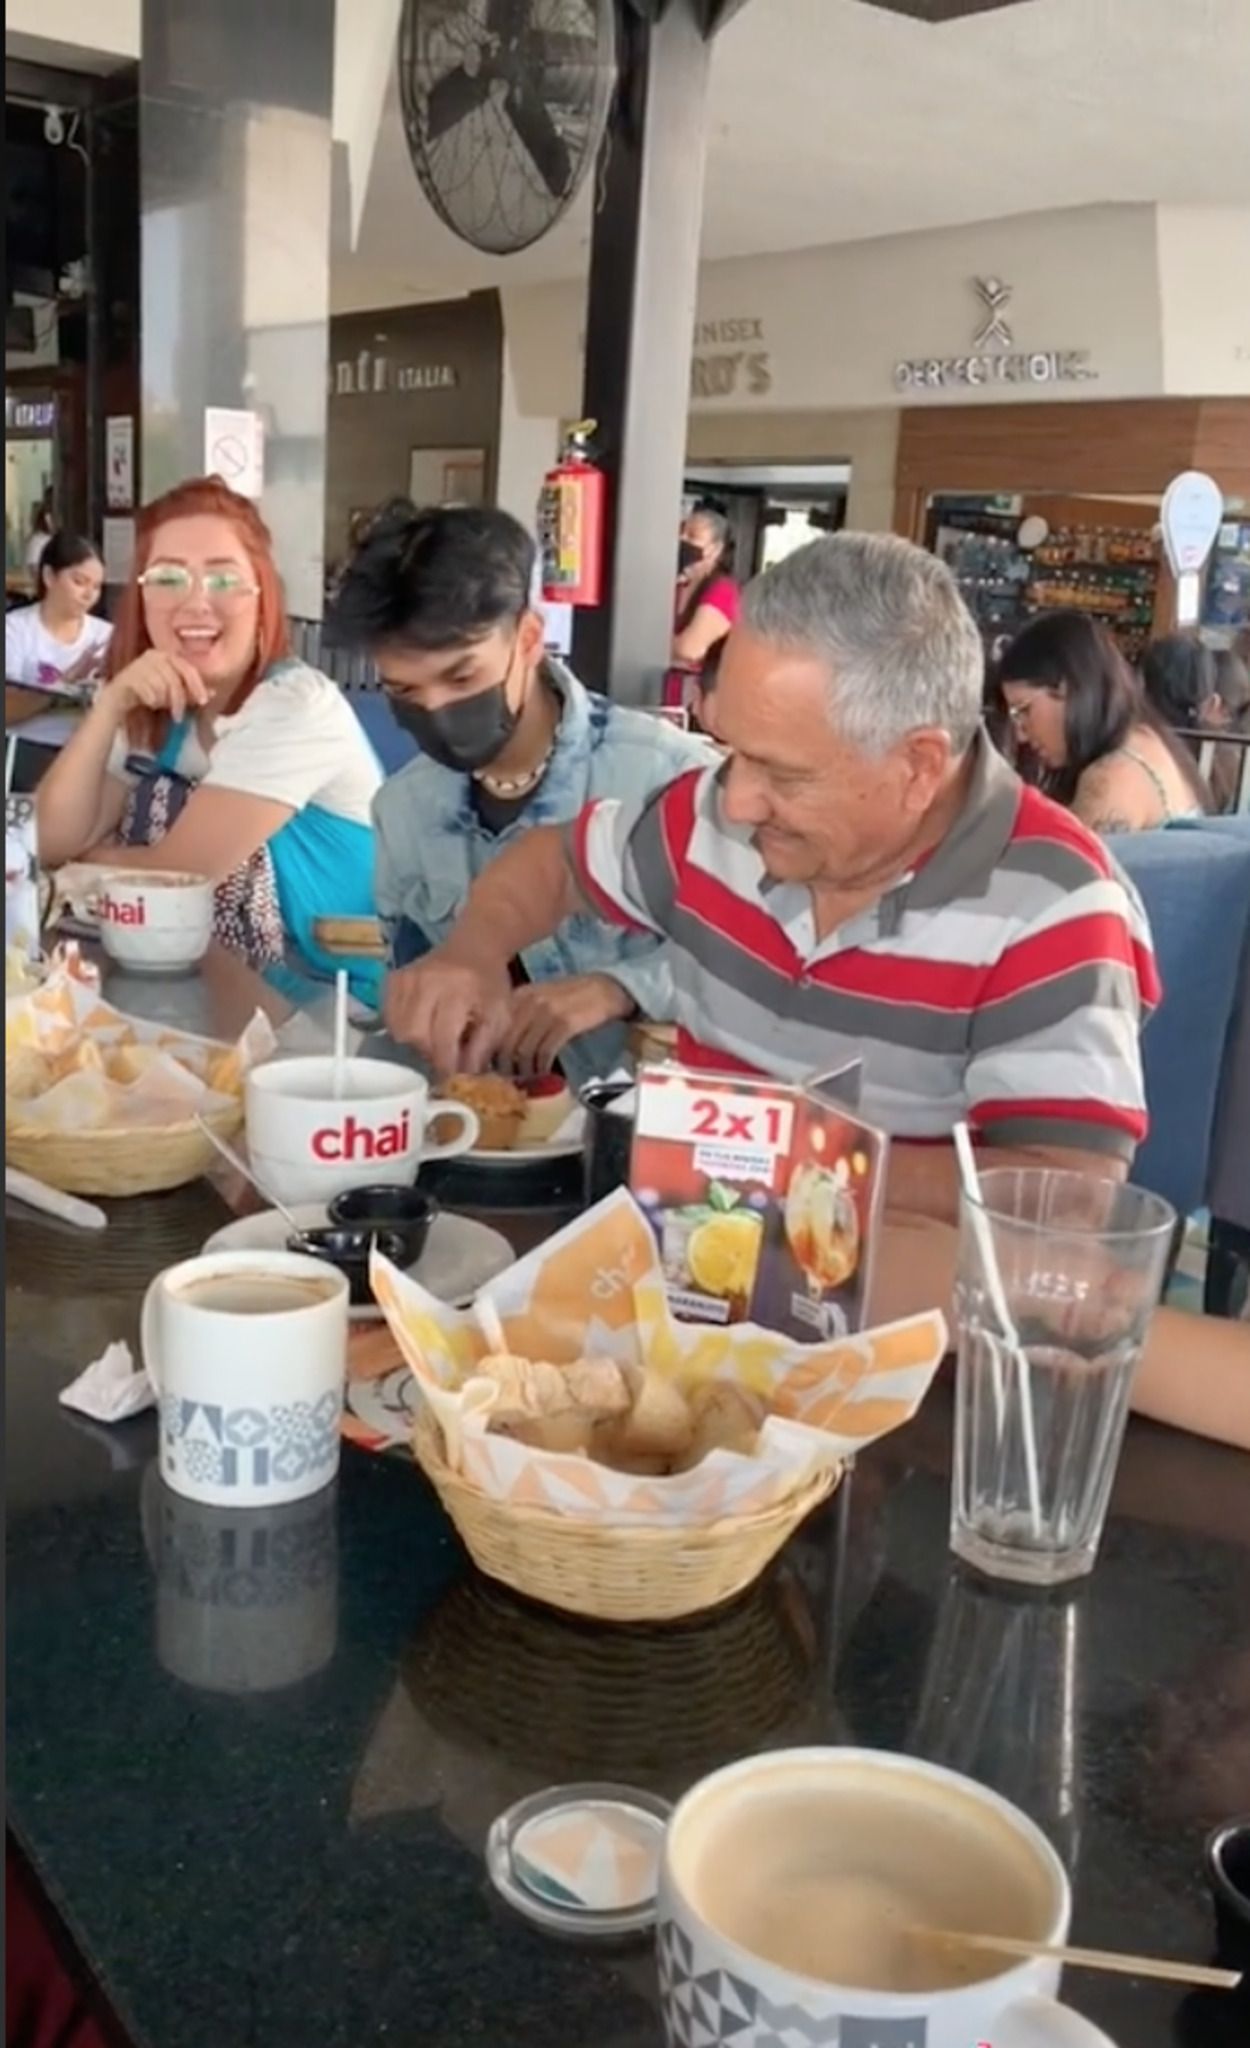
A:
503;80;572;198
425;64;494;143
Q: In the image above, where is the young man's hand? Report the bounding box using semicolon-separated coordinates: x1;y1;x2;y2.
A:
497;974;634;1077
383;952;512;1077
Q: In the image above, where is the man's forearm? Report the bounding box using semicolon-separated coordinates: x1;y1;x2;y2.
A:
887;1139;1127;1227
441;824;581;967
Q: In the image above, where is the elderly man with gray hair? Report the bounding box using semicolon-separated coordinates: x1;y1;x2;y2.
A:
385;533;1249;1449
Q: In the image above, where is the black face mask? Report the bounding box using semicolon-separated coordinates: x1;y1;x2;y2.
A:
388;645;522;773
677;539;703;575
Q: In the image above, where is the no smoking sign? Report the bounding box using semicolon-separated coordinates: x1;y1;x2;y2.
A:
203;407;265;500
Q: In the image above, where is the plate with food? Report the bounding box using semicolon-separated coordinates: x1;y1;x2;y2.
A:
437;1072;584;1165
202;1204;514;1324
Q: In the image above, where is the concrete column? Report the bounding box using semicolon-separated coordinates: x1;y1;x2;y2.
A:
139;0;335;618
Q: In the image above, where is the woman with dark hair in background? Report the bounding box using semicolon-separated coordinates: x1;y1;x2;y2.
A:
665;503;740;718
5;532;110;687
1142;632;1250;813
992;610;1207;832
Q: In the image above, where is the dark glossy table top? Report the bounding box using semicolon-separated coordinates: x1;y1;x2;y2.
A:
6;967;1249;2048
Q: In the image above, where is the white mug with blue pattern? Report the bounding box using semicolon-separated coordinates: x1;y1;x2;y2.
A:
142;1250;350;1509
658;1749;1118;2048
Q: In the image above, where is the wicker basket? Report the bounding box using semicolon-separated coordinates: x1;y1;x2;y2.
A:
5;1098;244;1198
412;1409;838;1625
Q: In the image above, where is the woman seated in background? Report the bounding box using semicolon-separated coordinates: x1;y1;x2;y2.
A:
6;532;111;687
992;611;1208;832
36;476;382;998
1142;632;1250;814
665;503;739;720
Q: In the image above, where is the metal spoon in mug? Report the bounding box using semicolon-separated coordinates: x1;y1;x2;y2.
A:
193;1118;310;1241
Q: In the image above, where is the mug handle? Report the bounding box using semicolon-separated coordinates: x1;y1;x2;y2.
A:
996;1997;1119;2048
421;1100;480;1161
140;1277;165;1396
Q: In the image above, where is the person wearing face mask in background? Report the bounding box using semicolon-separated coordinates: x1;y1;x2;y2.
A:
664;503;740;723
329;502;713;1085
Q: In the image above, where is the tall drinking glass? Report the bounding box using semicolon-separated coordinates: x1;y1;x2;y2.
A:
952;1169;1175;1586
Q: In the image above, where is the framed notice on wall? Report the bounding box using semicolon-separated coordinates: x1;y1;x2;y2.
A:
409;447;486;508
105;417;133;510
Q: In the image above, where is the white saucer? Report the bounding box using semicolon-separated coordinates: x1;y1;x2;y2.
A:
461;1107;586;1169
468;1134;585;1169
200;1204;514;1322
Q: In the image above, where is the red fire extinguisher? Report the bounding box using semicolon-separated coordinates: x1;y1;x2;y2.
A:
539;420;606;608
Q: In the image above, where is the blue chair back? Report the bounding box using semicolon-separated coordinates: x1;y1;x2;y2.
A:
1109;826;1250;1216
347;688;418;778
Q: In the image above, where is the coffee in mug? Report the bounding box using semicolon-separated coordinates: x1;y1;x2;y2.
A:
173;1273;339;1317
658;1748;1117;2048
92;870;214;973
142;1250;351;1509
245;1054;479;1207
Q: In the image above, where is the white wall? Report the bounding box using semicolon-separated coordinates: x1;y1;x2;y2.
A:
696;204;1165;412
331;0;402;247
498;205;1171;437
4;0;138;63
1156;206;1250;397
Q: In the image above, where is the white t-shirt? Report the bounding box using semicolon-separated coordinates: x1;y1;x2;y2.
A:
114;661;381;824
5;604;112;688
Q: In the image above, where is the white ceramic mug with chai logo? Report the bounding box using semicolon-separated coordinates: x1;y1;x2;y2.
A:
91;869;214;972
245;1054;479;1207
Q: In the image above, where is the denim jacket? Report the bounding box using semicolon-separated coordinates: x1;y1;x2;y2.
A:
373;660;714;1088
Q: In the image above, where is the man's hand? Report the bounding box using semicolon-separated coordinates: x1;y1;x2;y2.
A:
497;974;635;1077
383;952;512;1077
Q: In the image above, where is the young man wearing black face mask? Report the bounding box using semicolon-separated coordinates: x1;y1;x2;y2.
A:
330;502;712;1084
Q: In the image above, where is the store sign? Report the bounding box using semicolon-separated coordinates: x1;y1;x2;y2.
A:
5;395;56;432
332;350;458;396
893;276;1096;393
691;315;772;400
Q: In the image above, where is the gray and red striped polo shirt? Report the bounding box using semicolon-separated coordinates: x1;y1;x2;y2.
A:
570;734;1160;1159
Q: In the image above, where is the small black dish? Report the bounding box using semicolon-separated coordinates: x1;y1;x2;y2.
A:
288;1225;411;1306
327;1185;438;1269
1205;1817;1250;1978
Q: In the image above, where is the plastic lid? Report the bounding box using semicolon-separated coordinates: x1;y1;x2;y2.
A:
486;1782;672;1939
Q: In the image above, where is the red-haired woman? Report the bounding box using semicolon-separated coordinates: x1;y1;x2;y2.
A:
36;477;382;995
